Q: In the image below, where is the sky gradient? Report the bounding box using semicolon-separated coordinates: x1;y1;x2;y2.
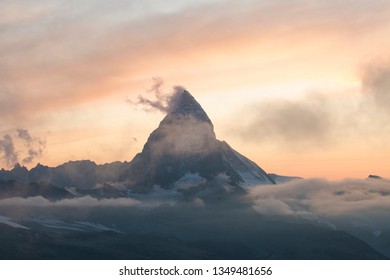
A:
1;0;390;179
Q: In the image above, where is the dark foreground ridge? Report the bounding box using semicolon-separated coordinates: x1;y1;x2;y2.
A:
0;205;387;260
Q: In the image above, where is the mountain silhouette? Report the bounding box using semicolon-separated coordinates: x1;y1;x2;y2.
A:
0;90;274;196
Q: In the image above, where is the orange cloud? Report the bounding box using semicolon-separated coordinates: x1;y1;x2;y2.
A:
2;0;389;121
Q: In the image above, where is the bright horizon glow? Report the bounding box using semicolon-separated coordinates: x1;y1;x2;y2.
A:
1;0;390;180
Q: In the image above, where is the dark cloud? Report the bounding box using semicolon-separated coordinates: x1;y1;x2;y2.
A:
22;147;42;165
131;77;170;113
17;129;33;143
128;78;187;114
0;129;45;167
238;95;332;149
17;128;46;164
0;134;18;168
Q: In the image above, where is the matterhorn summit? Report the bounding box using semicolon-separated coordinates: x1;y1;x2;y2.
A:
124;89;275;192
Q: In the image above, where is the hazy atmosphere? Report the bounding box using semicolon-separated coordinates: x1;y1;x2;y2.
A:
1;0;390;178
1;0;390;261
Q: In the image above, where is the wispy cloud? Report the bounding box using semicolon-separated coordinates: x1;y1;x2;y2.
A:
0;129;45;168
1;0;389;123
0;134;18;168
362;60;390;112
238;94;333;150
128;77;187;114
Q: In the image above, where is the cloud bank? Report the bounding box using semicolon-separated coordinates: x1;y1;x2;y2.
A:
248;178;390;233
236;61;390;151
239;95;332;149
0;196;140;208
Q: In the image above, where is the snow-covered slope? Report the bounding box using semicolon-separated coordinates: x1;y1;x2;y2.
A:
29;219;122;233
268;173;302;184
219;141;274;189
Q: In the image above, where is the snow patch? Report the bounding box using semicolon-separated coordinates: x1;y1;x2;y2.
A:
0;215;29;229
31;219;123;233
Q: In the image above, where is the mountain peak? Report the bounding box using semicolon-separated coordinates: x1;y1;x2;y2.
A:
367;174;383;180
170;89;212;124
124;89;274;192
12;163;27;171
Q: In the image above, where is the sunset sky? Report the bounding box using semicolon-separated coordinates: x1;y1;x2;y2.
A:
1;0;390;179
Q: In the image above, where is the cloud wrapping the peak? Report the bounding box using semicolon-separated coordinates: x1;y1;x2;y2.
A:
129;78;186;114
